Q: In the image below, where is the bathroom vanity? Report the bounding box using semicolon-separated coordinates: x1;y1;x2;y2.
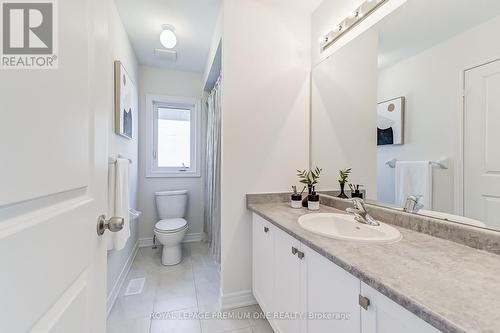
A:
248;195;500;333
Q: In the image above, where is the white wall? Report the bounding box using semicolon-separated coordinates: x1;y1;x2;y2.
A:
220;0;311;306
138;66;205;241
106;0;139;301
377;15;500;213
311;30;378;198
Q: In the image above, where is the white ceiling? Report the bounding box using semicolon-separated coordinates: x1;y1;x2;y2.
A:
377;0;500;68
114;0;221;72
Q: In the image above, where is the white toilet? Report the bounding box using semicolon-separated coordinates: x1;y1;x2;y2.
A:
154;190;189;266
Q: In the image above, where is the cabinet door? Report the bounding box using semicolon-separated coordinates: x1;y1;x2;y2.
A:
252;214;275;312
360;282;441;333
273;227;303;333
303;246;361;333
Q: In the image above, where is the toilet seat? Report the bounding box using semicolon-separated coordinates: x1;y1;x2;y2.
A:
155;218;188;233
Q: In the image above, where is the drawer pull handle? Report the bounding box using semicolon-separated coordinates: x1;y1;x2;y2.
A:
291;247;298;255
359;295;370;310
297;251;305;260
264;227;269;233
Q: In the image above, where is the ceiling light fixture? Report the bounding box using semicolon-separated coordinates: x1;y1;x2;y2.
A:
160;25;177;49
320;0;387;52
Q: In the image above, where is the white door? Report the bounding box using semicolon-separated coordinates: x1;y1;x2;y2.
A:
252;214;274;312
273;229;302;333
360;283;440;333
0;0;111;332
464;59;500;229
303;246;360;333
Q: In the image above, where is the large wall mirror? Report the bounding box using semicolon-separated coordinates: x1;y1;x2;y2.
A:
311;0;500;231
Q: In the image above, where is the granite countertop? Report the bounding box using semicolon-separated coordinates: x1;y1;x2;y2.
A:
248;202;500;333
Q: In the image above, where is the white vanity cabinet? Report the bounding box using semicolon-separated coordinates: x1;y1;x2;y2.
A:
252;214;275;313
272;224;303;333
302;245;361;333
253;214;305;333
252;213;442;333
271;223;304;333
360;282;440;333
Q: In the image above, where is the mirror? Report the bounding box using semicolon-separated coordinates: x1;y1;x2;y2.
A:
311;0;500;231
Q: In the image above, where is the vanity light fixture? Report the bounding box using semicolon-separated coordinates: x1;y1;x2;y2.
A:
160;25;177;49
320;0;387;52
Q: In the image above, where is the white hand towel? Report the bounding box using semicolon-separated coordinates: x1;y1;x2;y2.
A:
107;158;130;251
395;161;433;209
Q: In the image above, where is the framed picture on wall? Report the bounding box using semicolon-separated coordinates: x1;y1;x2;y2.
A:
114;60;137;139
377;96;405;146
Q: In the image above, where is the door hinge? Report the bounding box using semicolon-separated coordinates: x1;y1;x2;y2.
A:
359;295;370;310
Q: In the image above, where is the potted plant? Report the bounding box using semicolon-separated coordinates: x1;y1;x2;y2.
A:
337;168;351;199
297;167;322;207
290;185;304;209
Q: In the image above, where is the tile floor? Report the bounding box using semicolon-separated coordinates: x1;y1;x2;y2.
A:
107;242;273;333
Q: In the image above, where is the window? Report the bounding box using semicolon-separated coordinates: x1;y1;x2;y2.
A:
157;107;191;168
146;95;201;177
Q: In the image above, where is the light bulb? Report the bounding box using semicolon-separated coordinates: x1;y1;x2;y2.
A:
160;29;177;49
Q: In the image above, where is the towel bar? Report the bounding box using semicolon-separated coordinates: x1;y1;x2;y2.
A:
108;154;132;164
386;157;448;169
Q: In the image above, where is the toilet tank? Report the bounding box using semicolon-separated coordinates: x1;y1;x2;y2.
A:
155;190;188;219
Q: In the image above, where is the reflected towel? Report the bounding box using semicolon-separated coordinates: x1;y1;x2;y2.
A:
395;161;432;209
106;158;130;251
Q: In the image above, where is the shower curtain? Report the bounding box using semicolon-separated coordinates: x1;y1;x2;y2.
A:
204;76;222;262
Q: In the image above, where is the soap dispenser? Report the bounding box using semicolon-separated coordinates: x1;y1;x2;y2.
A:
350;184;364;199
308;186;320;211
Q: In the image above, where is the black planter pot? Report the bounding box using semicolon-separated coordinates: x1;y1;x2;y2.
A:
302;185;312;207
337;182;349;199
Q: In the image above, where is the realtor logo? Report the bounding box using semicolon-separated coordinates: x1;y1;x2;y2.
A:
1;0;57;69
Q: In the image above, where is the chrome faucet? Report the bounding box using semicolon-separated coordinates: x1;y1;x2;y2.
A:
346;198;380;226
403;195;424;213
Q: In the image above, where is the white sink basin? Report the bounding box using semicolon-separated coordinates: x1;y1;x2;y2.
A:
298;213;402;243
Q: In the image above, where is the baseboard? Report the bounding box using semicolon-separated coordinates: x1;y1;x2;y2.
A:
106;241;139;318
138;237;154;248
220;290;257;311
138;233;203;248
184;232;203;243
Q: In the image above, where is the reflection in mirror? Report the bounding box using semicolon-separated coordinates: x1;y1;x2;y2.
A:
311;0;500;231
311;30;378;198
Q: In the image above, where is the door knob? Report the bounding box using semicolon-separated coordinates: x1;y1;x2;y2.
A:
97;215;124;235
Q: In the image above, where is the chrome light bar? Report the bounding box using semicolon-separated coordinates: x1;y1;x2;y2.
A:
320;0;388;52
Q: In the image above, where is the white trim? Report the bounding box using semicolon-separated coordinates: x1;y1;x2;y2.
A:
220;290;257;311
456;69;466;216
138;233;203;248
457;58;500;216
106;241;139;317
145;94;202;178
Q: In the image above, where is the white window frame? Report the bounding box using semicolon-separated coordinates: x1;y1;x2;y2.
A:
146;94;201;178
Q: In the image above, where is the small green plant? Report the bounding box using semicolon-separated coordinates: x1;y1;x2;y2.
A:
338;168;352;185
291;185;306;198
297;167;322;186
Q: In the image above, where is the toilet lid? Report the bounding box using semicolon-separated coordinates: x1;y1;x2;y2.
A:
155;218;188;233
